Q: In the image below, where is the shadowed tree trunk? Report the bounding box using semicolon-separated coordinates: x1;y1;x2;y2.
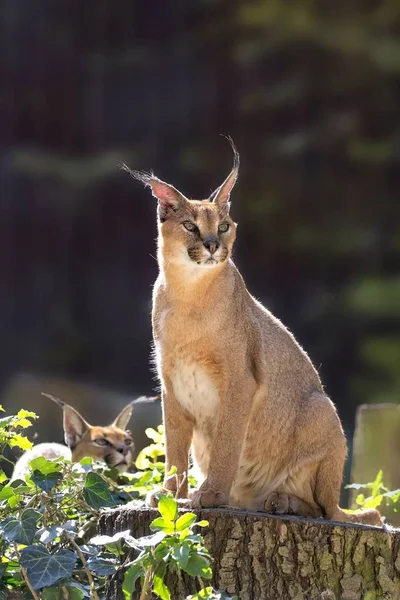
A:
99;506;400;600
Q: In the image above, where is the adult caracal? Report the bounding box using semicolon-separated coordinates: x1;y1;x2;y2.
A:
126;143;381;525
11;394;156;481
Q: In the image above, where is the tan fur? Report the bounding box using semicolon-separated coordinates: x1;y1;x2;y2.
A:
11;395;155;481
126;145;382;527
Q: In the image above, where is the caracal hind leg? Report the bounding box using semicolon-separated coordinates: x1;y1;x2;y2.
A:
264;491;322;518
314;454;381;525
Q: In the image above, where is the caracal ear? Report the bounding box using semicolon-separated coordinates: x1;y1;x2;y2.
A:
112;395;159;430
121;165;188;220
209;136;239;212
42;392;90;448
63;406;90;449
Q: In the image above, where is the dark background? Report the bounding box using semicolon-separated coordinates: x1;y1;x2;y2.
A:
1;1;399;482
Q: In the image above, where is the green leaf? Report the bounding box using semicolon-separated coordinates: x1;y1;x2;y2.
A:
13;418;34;429
371;470;384;498
86;555;117;576
8;434;33;451
173;542;190;569
29;457;63;474
149;517;175;534
17;409;37;419
153;573;171;600
0;470;8;484
364;494;383;509
356;493;365;506
31;469;63;492
183;554;212;579
166;466;177;476
174;512;197;532
122;563;143;598
196;520;209;527
135;450;152;470
158;495;178;522
20;545;76;590
134;531;167;547
89;530;133;547
145;427;163;443
346;483;367;490
83;472;120;509
0;415;15;428
41;587;84;600
36;525;66;544
0;508;41;545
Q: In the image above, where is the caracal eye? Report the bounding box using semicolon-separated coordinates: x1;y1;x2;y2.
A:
218;222;230;233
94;438;108;446
183;221;197;232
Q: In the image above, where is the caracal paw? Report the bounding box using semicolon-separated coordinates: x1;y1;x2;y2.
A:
189;484;229;508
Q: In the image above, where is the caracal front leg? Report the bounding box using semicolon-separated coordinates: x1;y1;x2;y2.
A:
191;383;257;508
146;382;193;507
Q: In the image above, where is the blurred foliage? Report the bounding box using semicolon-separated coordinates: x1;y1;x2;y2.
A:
347;470;400;515
0;0;399;444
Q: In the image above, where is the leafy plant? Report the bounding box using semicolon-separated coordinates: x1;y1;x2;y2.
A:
120;494;212;600
346;470;400;512
0;406;229;599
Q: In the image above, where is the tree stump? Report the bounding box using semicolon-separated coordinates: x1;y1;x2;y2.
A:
350;403;400;527
99;506;400;600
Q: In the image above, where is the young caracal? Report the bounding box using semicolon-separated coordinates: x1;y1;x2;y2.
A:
11;394;155;481
126;143;381;526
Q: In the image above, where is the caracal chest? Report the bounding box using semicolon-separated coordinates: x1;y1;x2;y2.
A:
157;304;220;423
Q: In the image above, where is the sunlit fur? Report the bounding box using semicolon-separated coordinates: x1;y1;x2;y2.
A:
157;200;236;277
129;141;382;527
69;425;134;470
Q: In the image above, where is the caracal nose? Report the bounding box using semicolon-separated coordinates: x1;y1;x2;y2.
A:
117;445;129;456
203;237;220;254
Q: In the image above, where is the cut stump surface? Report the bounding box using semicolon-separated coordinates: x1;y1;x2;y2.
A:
99;506;400;600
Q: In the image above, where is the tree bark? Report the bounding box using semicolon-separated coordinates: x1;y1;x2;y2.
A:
99;506;400;600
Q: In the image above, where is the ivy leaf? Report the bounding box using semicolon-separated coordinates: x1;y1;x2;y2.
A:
29;457;64;474
153;573;171;600
157;495;178;522
36;525;66;544
183;554;212;579
41;585;84;600
31;470;63;492
17;409;37;420
83;472;119;509
86;555;118;576
89;530;133;547
0;508;41;545
20;545;76;590
8;434;33;451
0;415;14;428
174;512;197;532
122;563;143;599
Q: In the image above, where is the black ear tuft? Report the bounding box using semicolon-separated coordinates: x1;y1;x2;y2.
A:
209;136;240;210
121;164;188;218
